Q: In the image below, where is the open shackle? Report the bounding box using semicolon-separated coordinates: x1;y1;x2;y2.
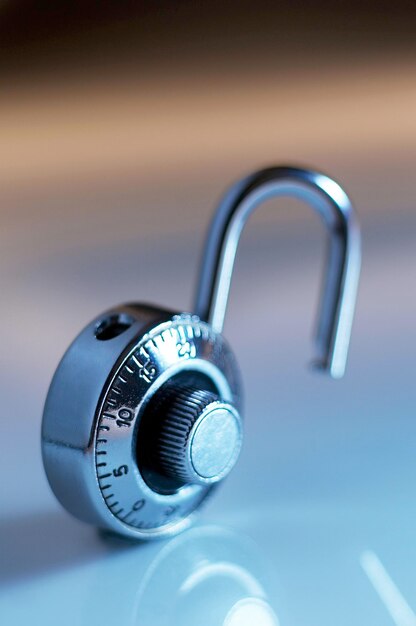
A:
42;163;361;540
195;166;361;379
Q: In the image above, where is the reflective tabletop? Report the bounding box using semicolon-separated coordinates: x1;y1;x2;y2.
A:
1;189;415;625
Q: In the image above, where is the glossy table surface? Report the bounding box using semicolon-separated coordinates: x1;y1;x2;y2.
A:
1;188;415;625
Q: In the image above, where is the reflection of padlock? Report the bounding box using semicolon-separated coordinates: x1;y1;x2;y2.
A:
80;526;280;626
42;166;361;540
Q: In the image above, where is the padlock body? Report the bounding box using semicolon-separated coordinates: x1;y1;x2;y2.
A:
42;304;242;539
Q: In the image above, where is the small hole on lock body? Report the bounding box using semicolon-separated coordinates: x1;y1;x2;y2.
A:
136;370;219;495
94;313;135;341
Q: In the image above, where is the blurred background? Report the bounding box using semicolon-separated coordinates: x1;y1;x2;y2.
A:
1;2;416;624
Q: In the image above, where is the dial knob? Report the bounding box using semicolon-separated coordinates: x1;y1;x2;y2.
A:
154;386;242;486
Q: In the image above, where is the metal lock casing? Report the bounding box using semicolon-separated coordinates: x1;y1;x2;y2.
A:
43;305;242;539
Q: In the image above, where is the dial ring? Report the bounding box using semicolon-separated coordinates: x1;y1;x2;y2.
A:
94;313;241;539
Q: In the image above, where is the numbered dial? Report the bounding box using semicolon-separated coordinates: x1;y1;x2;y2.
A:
94;315;242;538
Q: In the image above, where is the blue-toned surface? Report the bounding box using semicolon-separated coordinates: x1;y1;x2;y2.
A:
0;195;415;625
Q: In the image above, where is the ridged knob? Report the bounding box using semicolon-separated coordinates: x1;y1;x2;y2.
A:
155;386;242;486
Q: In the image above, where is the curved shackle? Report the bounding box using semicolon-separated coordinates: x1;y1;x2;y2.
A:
194;166;361;379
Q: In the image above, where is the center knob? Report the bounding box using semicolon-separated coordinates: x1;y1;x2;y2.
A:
154;386;242;486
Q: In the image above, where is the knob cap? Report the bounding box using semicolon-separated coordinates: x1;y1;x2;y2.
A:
156;386;242;486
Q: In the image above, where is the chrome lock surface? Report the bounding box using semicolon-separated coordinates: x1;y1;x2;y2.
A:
42;166;361;540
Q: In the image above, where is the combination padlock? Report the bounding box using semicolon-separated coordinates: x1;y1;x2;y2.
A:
42;166;361;540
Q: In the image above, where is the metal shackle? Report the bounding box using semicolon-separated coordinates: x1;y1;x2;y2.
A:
196;166;361;378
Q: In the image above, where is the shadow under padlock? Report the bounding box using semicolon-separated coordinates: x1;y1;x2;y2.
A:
42;166;361;540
